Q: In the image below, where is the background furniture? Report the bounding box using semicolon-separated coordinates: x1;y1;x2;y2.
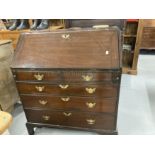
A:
0;19;65;49
65;19;125;30
0;40;19;112
0;111;12;134
128;19;155;75
140;19;155;49
122;19;139;75
0;31;23;49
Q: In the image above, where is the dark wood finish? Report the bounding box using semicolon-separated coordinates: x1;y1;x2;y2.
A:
16;82;118;97
21;95;117;113
11;29;121;69
26;122;118;135
13;70;120;82
26;122;34;135
25;109;116;130
11;28;121;135
14;70;61;82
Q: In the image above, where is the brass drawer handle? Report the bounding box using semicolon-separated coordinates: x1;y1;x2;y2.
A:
59;84;69;89
61;97;70;102
34;73;44;81
39;100;48;105
82;75;93;81
42;115;50;121
86;119;96;125
63;112;72;117
62;34;70;39
35;86;45;92
86;102;96;108
85;88;96;94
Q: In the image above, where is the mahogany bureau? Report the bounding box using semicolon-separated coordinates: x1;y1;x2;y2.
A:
11;28;122;135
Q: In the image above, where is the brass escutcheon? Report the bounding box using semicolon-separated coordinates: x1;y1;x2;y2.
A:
85;88;96;94
34;73;44;81
86;119;96;125
35;86;45;92
39;100;48;105
86;102;96;108
42;115;50;121
63;112;72;117
61;97;70;102
82;75;93;81
59;84;69;89
62;34;70;39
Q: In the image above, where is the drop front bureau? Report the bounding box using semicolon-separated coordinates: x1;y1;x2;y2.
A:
11;27;122;134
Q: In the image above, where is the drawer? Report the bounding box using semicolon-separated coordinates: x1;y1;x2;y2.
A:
25;109;116;130
62;71;120;82
16;83;119;97
13;70;120;82
141;27;155;48
21;95;117;113
142;28;155;39
13;70;61;81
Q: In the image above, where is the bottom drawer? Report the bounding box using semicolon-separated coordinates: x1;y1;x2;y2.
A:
25;109;116;130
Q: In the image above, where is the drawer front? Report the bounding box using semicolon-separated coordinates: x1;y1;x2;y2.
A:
62;71;120;82
21;95;117;113
13;70;61;81
13;70;120;82
25;109;116;130
141;27;155;48
16;83;118;97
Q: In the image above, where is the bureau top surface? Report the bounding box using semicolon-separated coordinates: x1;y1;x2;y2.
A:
11;28;121;69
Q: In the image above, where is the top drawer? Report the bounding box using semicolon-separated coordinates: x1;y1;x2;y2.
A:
12;70;121;83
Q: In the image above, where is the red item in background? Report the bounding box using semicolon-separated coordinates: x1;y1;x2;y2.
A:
127;19;139;22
